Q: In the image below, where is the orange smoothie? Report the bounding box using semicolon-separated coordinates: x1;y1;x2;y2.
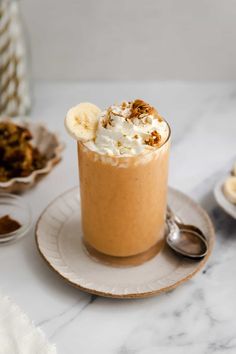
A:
65;99;171;265
78;137;170;262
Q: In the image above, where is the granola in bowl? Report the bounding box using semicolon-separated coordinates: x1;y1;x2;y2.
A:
0;117;64;193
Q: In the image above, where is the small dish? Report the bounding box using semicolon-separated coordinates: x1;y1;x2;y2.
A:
0;193;32;243
214;178;236;219
36;187;215;298
0;117;64;193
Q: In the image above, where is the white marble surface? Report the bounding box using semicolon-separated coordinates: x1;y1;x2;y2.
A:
0;81;236;354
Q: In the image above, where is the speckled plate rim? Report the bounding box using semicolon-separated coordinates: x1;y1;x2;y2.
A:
214;177;236;219
35;187;215;299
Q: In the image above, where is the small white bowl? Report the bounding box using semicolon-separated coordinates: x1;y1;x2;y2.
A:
214;177;236;219
0;193;32;243
0;117;64;193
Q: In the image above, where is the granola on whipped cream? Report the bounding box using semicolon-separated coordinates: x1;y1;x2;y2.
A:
85;99;169;156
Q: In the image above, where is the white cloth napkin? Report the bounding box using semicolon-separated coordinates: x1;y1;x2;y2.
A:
0;294;56;354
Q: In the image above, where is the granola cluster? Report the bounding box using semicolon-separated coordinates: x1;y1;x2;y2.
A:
130;99;156;119
0;122;47;182
101;99;164;147
144;130;162;147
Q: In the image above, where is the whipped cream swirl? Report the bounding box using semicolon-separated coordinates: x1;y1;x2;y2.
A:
85;100;169;156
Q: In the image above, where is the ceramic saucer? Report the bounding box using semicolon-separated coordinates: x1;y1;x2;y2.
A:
36;187;214;298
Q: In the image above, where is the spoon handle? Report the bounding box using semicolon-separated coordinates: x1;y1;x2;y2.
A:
167;206;183;224
166;217;179;238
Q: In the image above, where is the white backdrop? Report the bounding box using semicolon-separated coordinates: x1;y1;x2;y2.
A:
21;0;236;80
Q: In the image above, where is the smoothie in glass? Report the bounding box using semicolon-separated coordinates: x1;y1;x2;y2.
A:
65;100;170;265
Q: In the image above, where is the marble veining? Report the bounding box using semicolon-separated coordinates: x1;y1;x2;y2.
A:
0;81;235;353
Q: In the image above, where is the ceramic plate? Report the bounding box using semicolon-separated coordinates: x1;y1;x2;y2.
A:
214;178;236;219
36;187;215;298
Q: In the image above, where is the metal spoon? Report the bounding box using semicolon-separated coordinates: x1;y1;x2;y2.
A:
167;207;207;238
166;207;208;259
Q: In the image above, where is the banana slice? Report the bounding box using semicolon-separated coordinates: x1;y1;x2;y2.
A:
65;102;101;141
223;176;236;204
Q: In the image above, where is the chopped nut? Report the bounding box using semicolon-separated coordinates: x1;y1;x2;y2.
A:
102;107;115;127
121;101;127;109
154;111;163;122
111;110;121;117
130;99;156;119
144;130;161;147
102;119;108;128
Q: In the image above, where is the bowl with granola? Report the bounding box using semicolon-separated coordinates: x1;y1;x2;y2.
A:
0;117;63;193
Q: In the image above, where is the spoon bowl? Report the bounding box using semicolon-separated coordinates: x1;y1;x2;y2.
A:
166;207;208;259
